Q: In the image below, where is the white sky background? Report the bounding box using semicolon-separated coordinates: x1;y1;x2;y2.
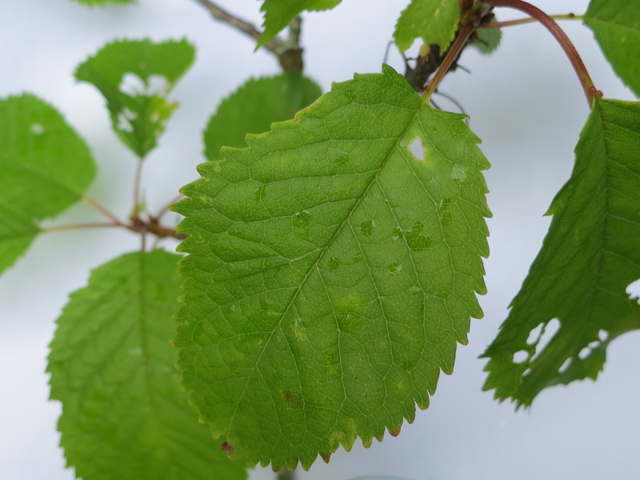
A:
0;1;639;479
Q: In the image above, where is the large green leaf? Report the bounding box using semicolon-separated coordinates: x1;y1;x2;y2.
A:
0;94;96;274
173;65;490;469
48;250;247;480
258;0;342;48
204;74;322;161
394;0;460;52
584;0;640;98
482;99;640;407
76;39;195;158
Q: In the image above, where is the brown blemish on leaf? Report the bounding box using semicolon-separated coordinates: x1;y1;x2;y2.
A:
283;389;303;408
220;442;234;455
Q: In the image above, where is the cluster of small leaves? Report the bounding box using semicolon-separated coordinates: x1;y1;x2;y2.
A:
33;31;324;480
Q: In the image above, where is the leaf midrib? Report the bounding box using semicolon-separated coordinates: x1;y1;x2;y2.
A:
227;95;427;433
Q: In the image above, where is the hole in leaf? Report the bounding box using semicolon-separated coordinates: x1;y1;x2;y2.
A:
147;74;170;95
578;346;591;360
626;278;640;298
530;319;560;362
559;358;572;373
409;138;425;161
116;113;134;132
588;340;600;349
526;323;544;344
512;350;528;363
120;73;146;96
30;123;44;135
598;329;609;342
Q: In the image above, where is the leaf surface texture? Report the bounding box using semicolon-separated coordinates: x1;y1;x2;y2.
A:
205;74;322;161
75;39;195;158
482;99;640;406
584;0;640;97
174;65;490;469
394;0;460;52
259;0;342;48
0;94;95;274
48;250;246;480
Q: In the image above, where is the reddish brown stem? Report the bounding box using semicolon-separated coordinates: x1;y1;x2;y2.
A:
129;215;187;240
486;0;600;107
423;23;477;101
41;222;121;233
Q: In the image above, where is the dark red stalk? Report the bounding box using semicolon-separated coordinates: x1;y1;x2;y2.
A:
486;0;601;107
422;23;477;100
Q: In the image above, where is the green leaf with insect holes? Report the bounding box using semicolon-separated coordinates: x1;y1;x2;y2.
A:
258;0;342;48
482;99;640;407
584;0;640;98
204;74;322;161
0;94;95;275
173;65;490;470
48;250;247;480
394;0;460;52
75;39;195;158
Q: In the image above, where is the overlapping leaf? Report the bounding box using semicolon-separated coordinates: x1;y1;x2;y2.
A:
76;39;195;158
258;0;342;48
48;250;247;480
394;0;460;52
584;0;640;98
482;99;640;407
173;65;490;469
0;94;95;275
204;74;322;161
471;23;502;55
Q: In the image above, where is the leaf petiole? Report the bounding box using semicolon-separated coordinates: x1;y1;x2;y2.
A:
481;13;583;29
41;222;123;234
83;195;125;226
422;23;477;101
486;0;600;107
132;158;144;218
